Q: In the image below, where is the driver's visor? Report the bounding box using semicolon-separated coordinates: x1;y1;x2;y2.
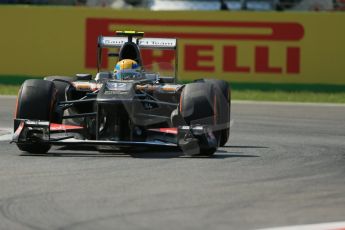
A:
115;69;142;80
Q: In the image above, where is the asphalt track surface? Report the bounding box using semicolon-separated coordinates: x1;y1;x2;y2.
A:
0;96;345;230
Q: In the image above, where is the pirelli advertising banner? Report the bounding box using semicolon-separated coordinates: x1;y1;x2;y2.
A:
0;6;344;85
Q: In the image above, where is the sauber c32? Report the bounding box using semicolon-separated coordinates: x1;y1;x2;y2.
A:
13;31;231;156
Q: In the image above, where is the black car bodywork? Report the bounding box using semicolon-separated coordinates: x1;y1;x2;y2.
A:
13;31;231;156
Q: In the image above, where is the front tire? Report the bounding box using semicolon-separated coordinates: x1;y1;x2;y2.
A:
15;79;56;154
180;82;218;156
203;79;231;147
193;79;231;146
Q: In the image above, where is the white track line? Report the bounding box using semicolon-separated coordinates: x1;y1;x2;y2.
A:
258;221;345;230
0;95;16;99
0;128;12;142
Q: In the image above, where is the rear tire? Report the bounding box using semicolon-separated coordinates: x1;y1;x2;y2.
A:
180;82;218;156
15;79;56;154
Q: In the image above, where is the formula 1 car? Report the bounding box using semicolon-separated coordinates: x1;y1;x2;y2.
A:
13;31;231;156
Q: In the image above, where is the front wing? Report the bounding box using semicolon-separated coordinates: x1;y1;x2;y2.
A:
12;119;217;155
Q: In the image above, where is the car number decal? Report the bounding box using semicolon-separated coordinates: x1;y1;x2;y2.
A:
106;82;128;90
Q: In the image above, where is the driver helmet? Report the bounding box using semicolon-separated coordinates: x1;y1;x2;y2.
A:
114;59;141;80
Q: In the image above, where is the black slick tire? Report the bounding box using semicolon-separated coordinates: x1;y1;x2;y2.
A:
203;79;231;147
180;82;218;156
14;79;56;154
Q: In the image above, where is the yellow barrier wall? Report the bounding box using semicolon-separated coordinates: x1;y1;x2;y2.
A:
0;6;344;85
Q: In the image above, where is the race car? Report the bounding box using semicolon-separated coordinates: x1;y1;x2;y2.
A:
12;31;231;156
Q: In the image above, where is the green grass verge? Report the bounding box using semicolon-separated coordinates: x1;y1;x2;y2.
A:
0;75;43;85
0;84;20;96
232;90;345;103
1;84;345;103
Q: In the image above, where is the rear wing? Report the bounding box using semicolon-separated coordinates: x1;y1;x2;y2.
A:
96;33;178;79
98;36;177;50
